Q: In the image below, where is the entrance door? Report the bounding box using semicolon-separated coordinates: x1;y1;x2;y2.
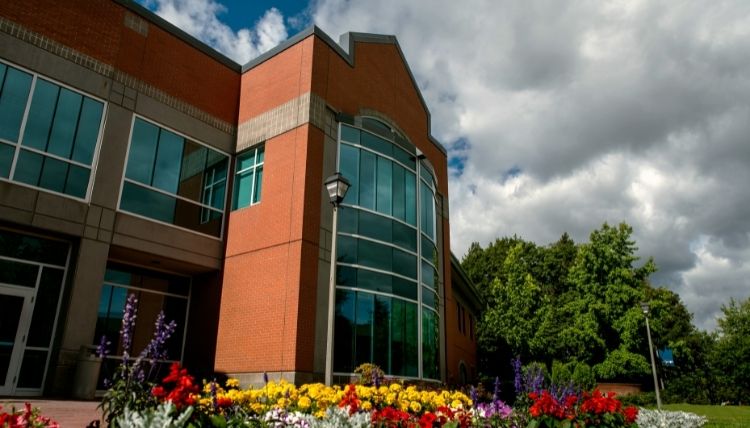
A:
0;285;34;395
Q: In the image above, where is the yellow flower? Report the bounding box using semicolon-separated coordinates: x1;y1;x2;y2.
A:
409;401;422;413
385;392;397;405
450;399;463;409
298;396;312;409
362;401;372;411
389;383;402;392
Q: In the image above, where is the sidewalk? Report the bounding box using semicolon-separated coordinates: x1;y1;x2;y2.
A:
0;399;101;427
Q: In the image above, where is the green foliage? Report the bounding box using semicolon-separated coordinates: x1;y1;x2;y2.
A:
708;297;750;403
593;347;651;380
549;360;596;391
469;222;674;381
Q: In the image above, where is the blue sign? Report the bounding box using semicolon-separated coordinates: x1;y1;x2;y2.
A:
658;348;675;367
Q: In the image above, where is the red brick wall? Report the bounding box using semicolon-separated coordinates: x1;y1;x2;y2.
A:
237;36;314;122
0;0;239;124
216;123;324;374
445;290;479;385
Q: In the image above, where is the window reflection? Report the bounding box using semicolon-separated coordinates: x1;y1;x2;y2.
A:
121;117;228;237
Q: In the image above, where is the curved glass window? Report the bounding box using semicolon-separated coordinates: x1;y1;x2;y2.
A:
334;121;440;380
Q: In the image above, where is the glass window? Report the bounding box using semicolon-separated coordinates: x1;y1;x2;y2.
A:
233;146;264;210
359;150;376;210
420;181;436;240
422;260;437;289
0;65;33;143
94;265;189;365
340;125;360;144
339;144;359;205
422;309;440;379
334;289;356;373
376;157;392;214
122;117;228;237
335;119;440;380
362;131;393;158
405;171;416;226
355;292;374;367
0;62;104;199
0;229;69;266
0;143;14;178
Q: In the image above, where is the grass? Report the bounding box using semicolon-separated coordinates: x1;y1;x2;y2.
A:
661;403;750;428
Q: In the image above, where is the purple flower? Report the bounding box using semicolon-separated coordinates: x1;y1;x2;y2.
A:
139;311;177;361
373;371;381;388
476;401;512;419
512;357;523;394
96;335;111;359
263;372;269;384
120;294;138;364
210;379;218;410
523;365;545;395
493;376;501;402
470;386;478;405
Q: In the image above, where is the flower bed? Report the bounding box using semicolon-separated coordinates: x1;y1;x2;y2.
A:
108;362;643;427
0;403;58;428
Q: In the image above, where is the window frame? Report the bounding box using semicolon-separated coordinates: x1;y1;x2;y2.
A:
117;114;230;240
0;58;107;202
232;145;264;210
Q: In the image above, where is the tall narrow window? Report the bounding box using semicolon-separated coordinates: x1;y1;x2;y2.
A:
233;145;264;209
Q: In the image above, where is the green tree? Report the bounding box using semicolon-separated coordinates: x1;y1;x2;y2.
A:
468;222;698;384
710;297;750;402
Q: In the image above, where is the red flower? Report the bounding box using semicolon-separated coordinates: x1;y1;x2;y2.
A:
151;385;166;398
418;412;436;428
624;406;639;424
153;363;199;410
338;384;361;415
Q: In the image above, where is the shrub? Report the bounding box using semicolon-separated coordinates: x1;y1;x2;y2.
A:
636;408;708;428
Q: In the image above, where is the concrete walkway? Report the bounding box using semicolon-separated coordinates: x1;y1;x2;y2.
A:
0;399;101;427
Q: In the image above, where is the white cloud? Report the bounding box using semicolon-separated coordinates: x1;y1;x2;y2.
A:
136;0;750;331
143;0;288;64
311;0;750;330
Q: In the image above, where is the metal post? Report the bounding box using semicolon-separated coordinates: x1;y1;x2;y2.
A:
645;316;662;409
324;205;339;386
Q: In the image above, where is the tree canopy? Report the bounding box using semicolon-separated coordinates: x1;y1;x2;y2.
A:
464;222;695;382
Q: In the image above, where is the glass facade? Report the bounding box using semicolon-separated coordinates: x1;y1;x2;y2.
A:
94;264;190;389
120;117;229;237
0;229;69;393
334;119;440;380
0;61;105;198
233;145;264;209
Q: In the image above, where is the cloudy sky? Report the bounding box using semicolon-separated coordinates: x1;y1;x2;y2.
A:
138;0;750;331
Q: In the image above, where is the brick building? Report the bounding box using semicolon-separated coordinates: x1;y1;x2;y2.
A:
0;0;480;397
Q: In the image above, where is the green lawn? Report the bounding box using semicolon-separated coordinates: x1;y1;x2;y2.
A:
662;404;750;428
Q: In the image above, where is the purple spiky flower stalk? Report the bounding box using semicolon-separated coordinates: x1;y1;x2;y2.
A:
120;294;138;364
512;357;523;395
96;335;111;359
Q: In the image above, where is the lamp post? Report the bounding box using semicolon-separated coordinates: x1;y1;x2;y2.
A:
324;172;350;386
640;302;662;409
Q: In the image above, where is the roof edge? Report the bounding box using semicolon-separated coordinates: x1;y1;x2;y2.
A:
113;0;241;71
241;26;448;156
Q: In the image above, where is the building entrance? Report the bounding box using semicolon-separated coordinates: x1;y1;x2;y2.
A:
0;285;34;395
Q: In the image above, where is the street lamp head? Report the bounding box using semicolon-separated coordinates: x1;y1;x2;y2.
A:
324;172;350;207
640;301;650;315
